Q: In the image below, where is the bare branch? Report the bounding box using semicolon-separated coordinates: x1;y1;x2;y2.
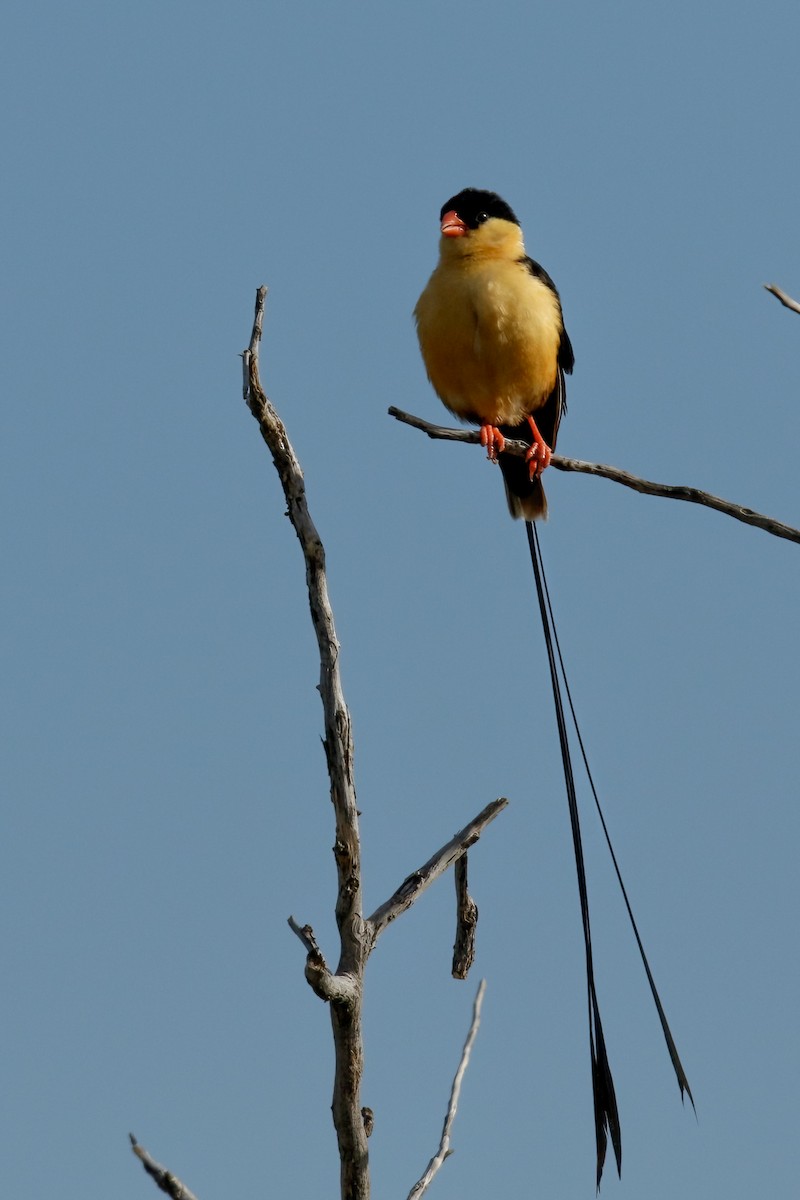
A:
288;914;327;960
245;287;368;1199
366;799;508;940
245;291;510;1198
452;854;478;981
129;1135;200;1200
388;406;800;545
247;289;362;940
287;916;356;1003
764;283;800;315
406;980;487;1200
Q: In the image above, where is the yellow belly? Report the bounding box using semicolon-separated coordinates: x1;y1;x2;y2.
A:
415;258;562;427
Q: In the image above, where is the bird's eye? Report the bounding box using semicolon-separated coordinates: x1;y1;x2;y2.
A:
475;211;489;225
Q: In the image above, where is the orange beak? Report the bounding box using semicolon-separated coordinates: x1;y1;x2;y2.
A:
440;210;467;237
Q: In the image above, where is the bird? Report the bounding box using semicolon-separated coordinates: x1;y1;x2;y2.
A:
415;188;574;520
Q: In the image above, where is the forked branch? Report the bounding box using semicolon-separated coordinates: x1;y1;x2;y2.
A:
367;799;507;940
243;288;506;1200
244;286;368;1199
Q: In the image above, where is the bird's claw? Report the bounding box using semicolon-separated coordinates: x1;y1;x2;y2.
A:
526;440;552;479
525;415;552;480
480;424;506;462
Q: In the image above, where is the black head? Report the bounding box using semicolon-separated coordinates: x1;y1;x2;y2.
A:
439;188;520;230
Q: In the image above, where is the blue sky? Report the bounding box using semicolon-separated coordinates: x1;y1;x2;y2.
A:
3;1;800;1196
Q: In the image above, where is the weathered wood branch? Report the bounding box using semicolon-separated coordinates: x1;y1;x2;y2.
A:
129;1135;200;1200
366;799;508;940
406;980;487;1200
452;854;479;981
287;916;356;1002
245;287;368;1200
764;282;800;315
244;289;506;1200
388;406;800;545
247;292;363;948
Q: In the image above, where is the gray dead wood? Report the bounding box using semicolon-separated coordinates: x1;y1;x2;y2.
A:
406;980;487;1200
129;1135;200;1200
244;287;367;1198
764;282;800;315
244;288;506;1200
366;799;506;940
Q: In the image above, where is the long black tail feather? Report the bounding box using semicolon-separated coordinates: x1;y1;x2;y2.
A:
526;521;621;1187
534;525;695;1111
525;521;692;1188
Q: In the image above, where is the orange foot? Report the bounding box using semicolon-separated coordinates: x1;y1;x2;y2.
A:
480;424;506;462
525;415;553;479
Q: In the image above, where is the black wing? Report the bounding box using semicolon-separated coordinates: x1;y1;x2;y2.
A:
521;255;574;377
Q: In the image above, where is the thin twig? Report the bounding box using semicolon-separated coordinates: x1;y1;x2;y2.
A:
388;406;800;545
129;1135;200;1200
765;283;800;315
406;981;487;1200
366;799;508;940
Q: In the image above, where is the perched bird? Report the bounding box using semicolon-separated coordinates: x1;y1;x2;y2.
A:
415;188;574;519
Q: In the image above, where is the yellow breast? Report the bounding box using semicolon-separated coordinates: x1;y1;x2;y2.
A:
415;256;562;427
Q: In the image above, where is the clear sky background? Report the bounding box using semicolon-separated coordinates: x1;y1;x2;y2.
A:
3;1;800;1196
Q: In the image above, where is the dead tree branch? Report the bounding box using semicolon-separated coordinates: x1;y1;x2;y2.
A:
129;1135;200;1200
765;283;800;315
367;799;507;940
244;289;504;1200
287;916;354;1002
388;406;800;546
406;980;487;1200
452;854;479;981
245;286;368;1199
